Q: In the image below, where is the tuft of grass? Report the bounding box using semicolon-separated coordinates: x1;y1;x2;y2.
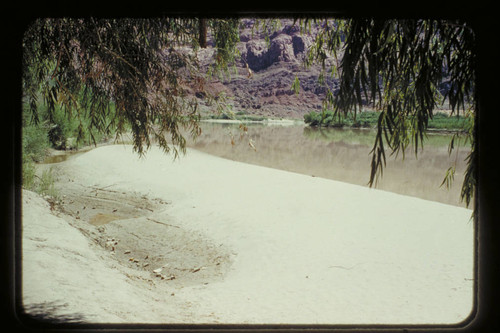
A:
37;167;59;199
22;158;37;191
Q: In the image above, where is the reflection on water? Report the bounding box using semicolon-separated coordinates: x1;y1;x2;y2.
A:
187;121;471;207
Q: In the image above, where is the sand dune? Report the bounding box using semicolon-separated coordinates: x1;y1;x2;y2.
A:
22;145;474;325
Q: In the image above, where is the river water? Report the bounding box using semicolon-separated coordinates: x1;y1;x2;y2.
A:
40;120;471;208
187;121;471;208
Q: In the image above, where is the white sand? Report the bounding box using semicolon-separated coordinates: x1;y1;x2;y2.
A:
22;144;474;325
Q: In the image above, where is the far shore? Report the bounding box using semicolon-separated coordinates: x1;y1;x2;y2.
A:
201;118;304;126
41;112;470;164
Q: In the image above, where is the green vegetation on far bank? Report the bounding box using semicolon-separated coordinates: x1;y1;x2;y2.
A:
202;110;268;122
303;110;471;132
304;110;378;128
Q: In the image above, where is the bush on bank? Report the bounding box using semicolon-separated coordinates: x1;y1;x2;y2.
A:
303;110;470;131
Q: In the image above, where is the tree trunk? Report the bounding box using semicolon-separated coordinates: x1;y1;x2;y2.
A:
199;19;207;48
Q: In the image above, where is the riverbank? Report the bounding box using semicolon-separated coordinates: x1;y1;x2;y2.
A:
203;110;470;130
22;144;474;325
201;117;304;126
303;110;472;132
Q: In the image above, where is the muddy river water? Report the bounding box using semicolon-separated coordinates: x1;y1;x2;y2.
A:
42;120;472;208
187;121;471;207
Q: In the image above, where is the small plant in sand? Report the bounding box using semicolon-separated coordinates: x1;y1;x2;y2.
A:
36;168;59;200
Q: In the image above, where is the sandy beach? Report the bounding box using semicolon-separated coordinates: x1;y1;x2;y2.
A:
21;144;475;325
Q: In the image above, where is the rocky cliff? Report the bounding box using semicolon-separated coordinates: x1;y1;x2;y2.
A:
193;18;454;119
195;19;337;119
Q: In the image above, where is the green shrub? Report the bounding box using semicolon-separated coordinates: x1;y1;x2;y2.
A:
428;112;469;130
22;124;50;162
304;111;322;126
21;98;117;191
323;111;334;125
22;105;51;189
41;103;83;149
304;110;349;127
305;109;470;131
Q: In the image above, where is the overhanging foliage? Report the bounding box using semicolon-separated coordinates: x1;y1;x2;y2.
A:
22;18;240;156
302;18;476;207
